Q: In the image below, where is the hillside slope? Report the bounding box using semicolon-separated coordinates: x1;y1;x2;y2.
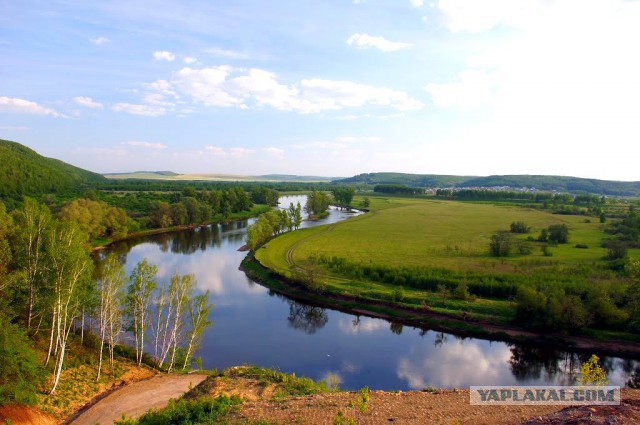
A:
0;139;105;199
335;172;640;196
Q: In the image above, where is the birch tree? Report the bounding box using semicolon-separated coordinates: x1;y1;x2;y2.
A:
182;291;213;370
12;198;51;329
95;254;126;381
165;273;194;373
151;272;197;372
45;220;93;394
126;259;157;366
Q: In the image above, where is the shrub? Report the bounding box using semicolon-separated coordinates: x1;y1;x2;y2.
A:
579;355;608;386
510;221;531;233
489;231;513;257
548;224;570;244
574;243;589;249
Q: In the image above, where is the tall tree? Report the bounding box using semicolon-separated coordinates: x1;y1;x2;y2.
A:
127;259;158;366
45;220;93;394
12;197;51;329
95;254;126;380
182;292;212;370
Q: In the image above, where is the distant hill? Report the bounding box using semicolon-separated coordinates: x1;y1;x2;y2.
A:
335;172;640;196
0;139;106;199
104;172;336;183
335;172;472;187
258;174;336;182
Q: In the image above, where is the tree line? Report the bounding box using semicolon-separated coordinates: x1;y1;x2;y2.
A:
315;254;640;334
0;198;212;404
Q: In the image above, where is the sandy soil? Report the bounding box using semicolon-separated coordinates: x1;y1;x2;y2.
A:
68;373;208;425
0;405;58;425
233;389;640;425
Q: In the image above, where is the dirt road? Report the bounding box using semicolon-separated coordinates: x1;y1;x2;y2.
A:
69;373;208;425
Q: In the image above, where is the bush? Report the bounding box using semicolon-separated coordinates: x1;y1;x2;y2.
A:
489;231;513;257
579;355;608;386
605;241;628;260
0;317;46;405
510;221;531;233
574;243;589;249
115;396;241;425
548;224;569;244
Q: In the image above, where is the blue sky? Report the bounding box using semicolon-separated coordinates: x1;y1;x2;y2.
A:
1;0;639;180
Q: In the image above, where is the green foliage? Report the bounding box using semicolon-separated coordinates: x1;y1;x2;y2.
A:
0;316;45;404
114;395;241;425
510;221;531;233
333;410;356;425
605;241;628;260
305;190;331;217
357;386;370;413
515;287;588;332
227;366;330;397
489;231;513;257
391;285;405;303
0;139;105;200
373;184;417;194
332;186;356;207
579;355;608;386
547;224;570;244
59;198;130;240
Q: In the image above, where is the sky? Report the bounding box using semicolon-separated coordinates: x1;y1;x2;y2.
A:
1;0;639;180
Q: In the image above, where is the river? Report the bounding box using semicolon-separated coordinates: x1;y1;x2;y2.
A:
104;195;640;391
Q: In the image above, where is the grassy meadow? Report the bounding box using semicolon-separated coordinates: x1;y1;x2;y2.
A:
258;196;624;273
255;196;639;332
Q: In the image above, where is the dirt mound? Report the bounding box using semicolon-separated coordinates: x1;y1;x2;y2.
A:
0;405;57;425
521;399;640;425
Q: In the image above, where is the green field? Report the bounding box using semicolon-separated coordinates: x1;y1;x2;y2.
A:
258;196;627;273
255;196;639;332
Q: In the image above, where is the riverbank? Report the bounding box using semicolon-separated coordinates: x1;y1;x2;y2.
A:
241;253;640;358
92;204;270;251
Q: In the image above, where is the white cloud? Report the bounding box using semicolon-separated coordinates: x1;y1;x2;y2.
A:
346;33;412;52
89;36;110;45
74;96;103;109
204;146;255;158
263;147;285;159
205;47;250;60
410;0;424;7
153;51;176;61
204;146;226;156
173;66;244;107
422;0;640;180
0;96;60;117
124;141;168;150
183;56;198;64
300;79;422;112
112;103;166;116
436;0;541;33
171;66;423;113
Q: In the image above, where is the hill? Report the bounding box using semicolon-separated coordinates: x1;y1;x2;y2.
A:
335;172;471;187
103;172;335;182
335;172;640;196
0;139;106;199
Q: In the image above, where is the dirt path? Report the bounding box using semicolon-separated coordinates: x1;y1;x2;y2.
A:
69;373;208;425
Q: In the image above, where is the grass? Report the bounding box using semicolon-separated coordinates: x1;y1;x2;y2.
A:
254;195;639;336
258;196;638;274
224;366;331;399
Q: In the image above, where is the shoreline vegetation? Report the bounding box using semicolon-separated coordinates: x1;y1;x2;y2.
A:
242;253;640;358
92;204;270;250
248;195;640;358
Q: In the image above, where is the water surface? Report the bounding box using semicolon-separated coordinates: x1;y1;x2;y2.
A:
106;196;640;390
